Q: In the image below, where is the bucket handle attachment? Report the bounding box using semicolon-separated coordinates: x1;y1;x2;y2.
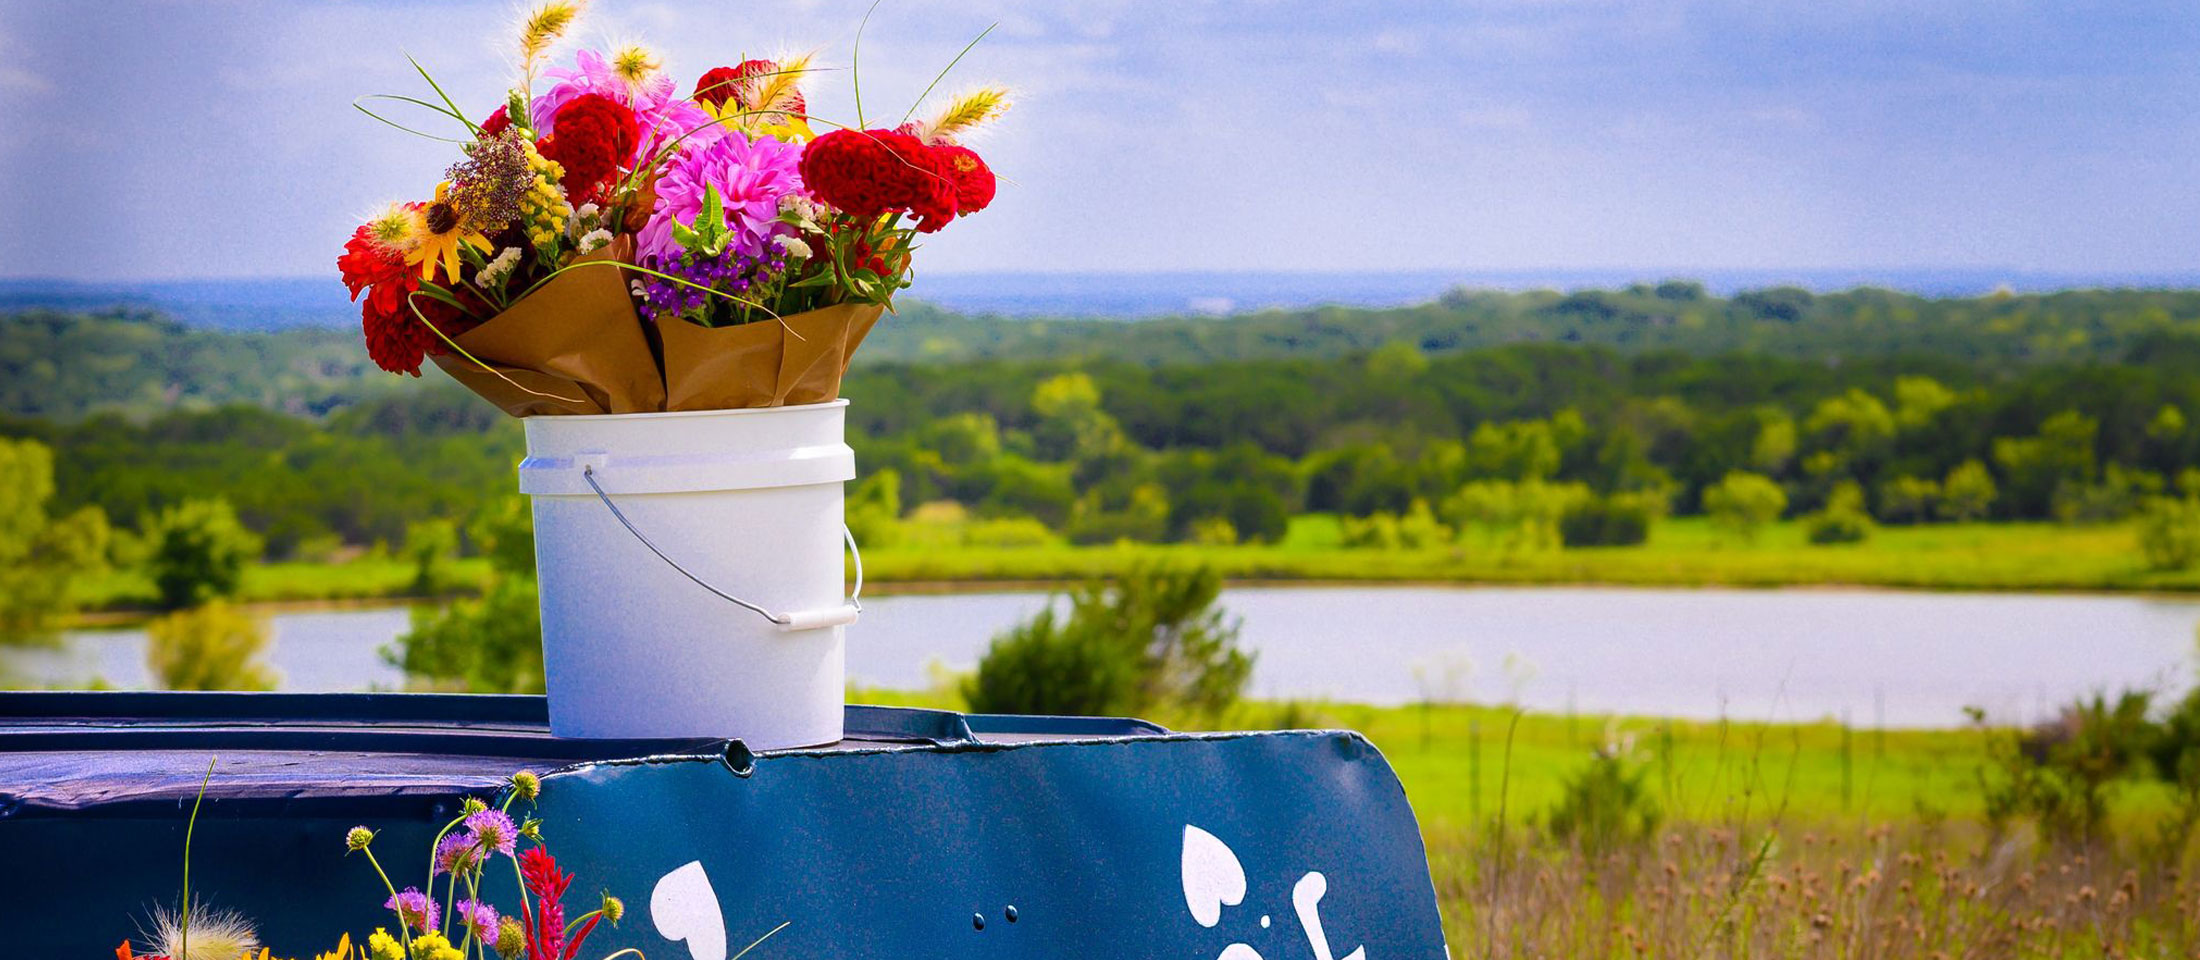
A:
582;465;862;632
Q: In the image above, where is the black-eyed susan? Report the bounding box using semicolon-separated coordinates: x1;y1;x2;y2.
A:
405;182;494;284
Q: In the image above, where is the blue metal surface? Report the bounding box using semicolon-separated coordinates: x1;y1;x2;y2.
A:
1;692;1445;957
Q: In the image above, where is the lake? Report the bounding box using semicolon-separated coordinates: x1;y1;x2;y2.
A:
9;586;2197;727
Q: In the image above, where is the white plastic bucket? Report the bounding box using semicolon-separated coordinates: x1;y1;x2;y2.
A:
517;400;859;748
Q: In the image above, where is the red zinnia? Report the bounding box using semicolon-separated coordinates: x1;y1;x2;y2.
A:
800;128;956;229
341;225;436;376
481;105;512;136
538;94;638;208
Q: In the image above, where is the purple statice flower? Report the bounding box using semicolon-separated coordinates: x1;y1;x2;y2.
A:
637;132;804;265
531;49;718;164
386;886;439;934
434;830;483;877
638;250;788;322
465;808;519;858
455;899;501;942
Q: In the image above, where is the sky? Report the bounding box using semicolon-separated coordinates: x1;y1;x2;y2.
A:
2;0;2198;281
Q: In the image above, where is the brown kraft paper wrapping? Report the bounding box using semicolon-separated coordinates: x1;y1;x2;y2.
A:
655;302;885;410
429;238;668;417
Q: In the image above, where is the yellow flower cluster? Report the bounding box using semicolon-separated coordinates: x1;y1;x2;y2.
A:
366;929;404;960
406;933;464;960
519;140;572;252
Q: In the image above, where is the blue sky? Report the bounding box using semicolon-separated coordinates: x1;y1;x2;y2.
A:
2;0;2197;280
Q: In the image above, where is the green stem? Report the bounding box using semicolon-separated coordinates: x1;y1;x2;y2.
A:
730;921;791;960
425;811;467;914
899;22;998;124
180;756;215;960
361;846;415;957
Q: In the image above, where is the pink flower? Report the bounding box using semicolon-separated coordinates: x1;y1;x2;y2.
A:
638;133;805;264
532;49;720;165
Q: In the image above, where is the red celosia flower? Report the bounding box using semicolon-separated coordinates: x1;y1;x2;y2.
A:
800;128;957;230
930;143;995;216
694;59;806;116
538;94;638;208
520;847;569;960
481;105;512;136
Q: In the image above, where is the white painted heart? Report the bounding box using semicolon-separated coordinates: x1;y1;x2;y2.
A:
1182;824;1249;929
652;860;728;960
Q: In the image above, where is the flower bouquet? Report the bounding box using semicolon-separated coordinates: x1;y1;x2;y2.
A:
337;1;1009;415
334;2;1012;746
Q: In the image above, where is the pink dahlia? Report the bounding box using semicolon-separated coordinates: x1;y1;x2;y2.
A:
531;49;719;165
638;133;805;264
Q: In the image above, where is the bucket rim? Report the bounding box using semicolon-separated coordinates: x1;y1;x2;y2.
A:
522;399;849;423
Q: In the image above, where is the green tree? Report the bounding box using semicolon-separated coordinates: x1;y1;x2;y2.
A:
846;468;905;549
392;497;544;692
405;518;459;595
962;565;1252;720
1876;474;1939;525
1703;471;1787;542
146;601;278;691
149;498;262;610
0;437;110;644
1994;411;2098;517
1939;459;1998;522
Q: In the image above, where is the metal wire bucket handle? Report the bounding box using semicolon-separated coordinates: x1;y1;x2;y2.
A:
583;465;863;632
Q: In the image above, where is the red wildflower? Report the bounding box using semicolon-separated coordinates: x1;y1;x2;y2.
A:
481;105;512;137
800;128;957;230
538;94;638;208
520;847;570;960
930;143;995;216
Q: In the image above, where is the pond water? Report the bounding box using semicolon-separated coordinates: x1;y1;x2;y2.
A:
9;587;2198;728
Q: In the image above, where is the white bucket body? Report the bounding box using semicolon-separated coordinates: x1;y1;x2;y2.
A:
518;400;854;748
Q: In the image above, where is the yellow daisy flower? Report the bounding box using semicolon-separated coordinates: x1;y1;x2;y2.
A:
404;182;493;284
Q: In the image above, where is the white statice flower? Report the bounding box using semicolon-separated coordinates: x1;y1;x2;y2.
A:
567;202;604;239
777;193;824;229
576;229;614;254
476;247;523;290
773;234;813;260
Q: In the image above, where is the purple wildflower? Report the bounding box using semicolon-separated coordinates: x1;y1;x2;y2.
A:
455;899;501;942
638;250;787;321
434;830;483;877
386;886;439;933
465;808;519;858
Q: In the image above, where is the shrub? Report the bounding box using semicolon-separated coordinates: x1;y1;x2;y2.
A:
1559;493;1658;547
1803;481;1875;545
1976;691;2153;845
1543;747;1661;854
149;498;262;610
392;576;544;693
2138;496;2200;571
962;564;1252;719
146;601;278;691
1701;471;1786;542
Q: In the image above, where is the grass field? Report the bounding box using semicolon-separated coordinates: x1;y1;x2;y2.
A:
70;517;2199;614
859;517;2200;594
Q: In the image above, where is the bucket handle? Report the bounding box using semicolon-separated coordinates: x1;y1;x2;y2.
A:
583;465;863;632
